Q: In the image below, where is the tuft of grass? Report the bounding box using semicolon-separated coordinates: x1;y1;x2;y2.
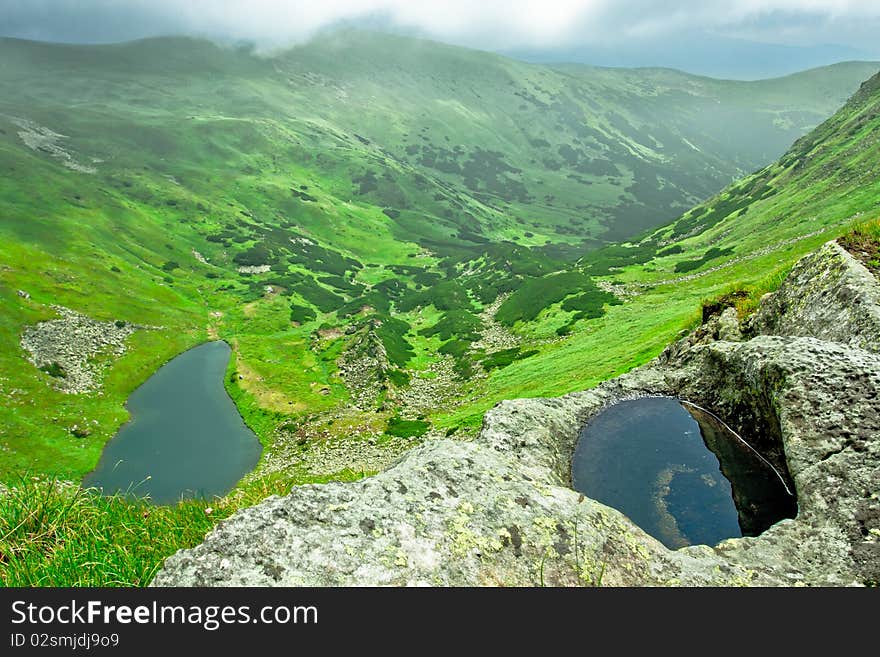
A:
850;216;880;241
698;266;793;323
733;267;793;318
700;289;749;322
839;216;880;274
0;475;297;587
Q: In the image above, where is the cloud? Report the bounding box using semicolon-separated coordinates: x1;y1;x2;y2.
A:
2;0;880;51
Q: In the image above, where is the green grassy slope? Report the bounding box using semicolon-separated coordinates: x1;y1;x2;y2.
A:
0;32;877;486
437;70;880;428
273;32;877;241
1;32;875;248
2;34;880;586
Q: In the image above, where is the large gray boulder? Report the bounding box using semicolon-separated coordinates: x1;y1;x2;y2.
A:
153;242;880;586
748;241;880;352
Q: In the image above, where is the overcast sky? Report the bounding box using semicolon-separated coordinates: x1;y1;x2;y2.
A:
2;1;880;65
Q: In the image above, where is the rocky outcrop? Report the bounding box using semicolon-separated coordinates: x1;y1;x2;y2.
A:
236;265;271;274
336;321;390;410
153;241;880;587
20;306;139;393
749;241;880;352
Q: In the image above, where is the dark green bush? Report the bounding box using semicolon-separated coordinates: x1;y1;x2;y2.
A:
291;278;345;313
290;304;317;324
385;416;429;439
419;310;481;342
674;247;735;273
375;317;415;368
496;272;598;326
481;347;539;372
386;369;411;387
39;362;66;379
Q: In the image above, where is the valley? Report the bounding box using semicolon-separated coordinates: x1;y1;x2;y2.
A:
0;31;878;585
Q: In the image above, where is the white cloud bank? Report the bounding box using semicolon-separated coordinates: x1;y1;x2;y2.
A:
2;0;880;51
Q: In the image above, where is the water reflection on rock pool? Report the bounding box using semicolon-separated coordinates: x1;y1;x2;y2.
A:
571;397;796;549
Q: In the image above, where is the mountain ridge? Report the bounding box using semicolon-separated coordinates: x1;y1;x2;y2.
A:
2;31;876;247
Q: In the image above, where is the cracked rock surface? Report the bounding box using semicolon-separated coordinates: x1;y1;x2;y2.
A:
153;241;879;586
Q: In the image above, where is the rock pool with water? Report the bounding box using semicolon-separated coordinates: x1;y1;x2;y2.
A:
571;396;796;549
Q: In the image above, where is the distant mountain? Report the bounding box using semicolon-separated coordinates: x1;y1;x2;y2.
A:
655;69;880;249
1;31;874;252
503;32;876;81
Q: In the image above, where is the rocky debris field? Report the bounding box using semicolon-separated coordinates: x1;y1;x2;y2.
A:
236;265;271;274
259;430;417;480
154;240;879;586
7;115;97;174
20;306;140;393
471;294;520;353
336;323;390;411
395;355;461;416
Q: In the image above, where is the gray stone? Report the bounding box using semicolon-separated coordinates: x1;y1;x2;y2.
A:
716;306;743;342
748;241;880;352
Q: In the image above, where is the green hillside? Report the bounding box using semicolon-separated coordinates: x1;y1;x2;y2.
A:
0;32;877;484
2;31;880;585
438;69;880;430
1;32;876;249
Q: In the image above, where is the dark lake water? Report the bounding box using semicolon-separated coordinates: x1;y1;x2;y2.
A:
83;341;262;504
571;397;796;549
